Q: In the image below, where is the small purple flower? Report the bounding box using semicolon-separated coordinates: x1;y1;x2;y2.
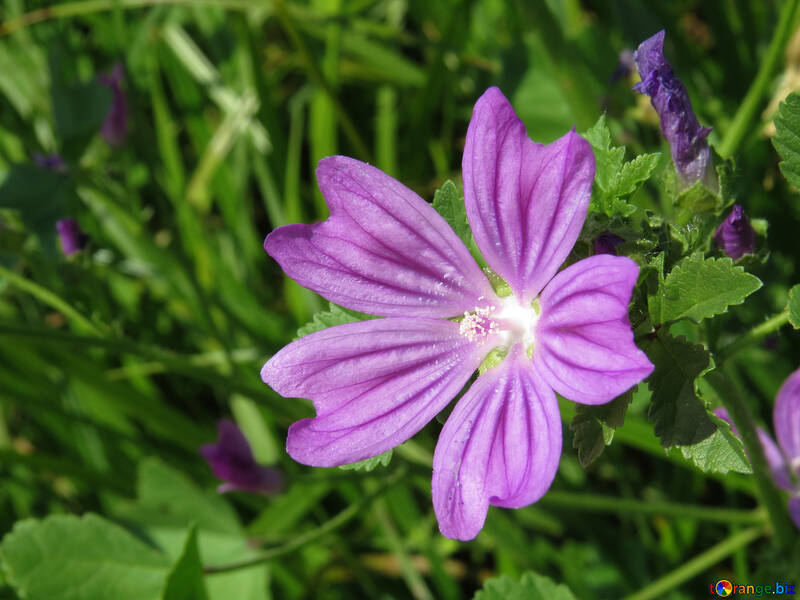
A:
200;420;283;495
633;31;714;188
33;153;66;171
611;49;635;84
55;218;87;256
260;88;654;540
714;204;757;260
594;233;625;255
715;368;800;530
98;63;128;146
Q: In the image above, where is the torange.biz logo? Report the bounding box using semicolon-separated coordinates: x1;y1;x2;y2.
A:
710;579;796;597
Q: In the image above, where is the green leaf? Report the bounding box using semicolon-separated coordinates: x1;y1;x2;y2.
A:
339;449;393;472
581;115;659;217
163;525;209;600
570;390;633;467
677;413;752;474
432;180;470;246
0;513;198;600
643;332;716;447
772;91;800;189
296;302;371;338
473;571;578;600
788;284;800;329
648;252;762;325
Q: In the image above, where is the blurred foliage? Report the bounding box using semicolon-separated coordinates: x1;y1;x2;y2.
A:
0;0;799;598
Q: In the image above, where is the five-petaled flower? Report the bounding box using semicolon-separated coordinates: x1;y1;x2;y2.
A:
715;367;800;530
261;87;654;540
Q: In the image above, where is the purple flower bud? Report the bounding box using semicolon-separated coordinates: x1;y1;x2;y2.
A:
200;420;283;495
610;49;635;84
633;31;714;187
55;218;87;256
594;233;625;255
33;153;66;171
98;64;128;147
713;205;757;259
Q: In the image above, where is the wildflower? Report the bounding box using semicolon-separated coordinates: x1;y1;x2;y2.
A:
55;218;87;256
261;87;653;540
634;30;714;188
714;368;800;529
714;204;757;260
594;232;625;255
98;63;128;146
200;420;283;495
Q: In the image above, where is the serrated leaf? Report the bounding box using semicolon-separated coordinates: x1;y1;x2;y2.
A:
608;152;660;200
644;332;716;447
649;252;762;325
432;180;471;246
473;571;577;600
677;414;752;474
0;513;202;600
570;390;633;467
582;115;625;191
296;302;371;338
772;91;800;189
339;449;393;472
788;284;800;329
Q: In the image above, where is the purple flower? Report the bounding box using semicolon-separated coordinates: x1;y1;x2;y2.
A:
714;369;800;530
261;87;654;540
714;205;757;260
633;31;714;187
55;218;87;256
33;153;66;171
594;233;625;255
200;420;283;495
98;64;128;146
611;49;635;84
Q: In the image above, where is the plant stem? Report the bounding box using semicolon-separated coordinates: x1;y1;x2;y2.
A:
718;309;790;361
203;467;406;574
705;369;795;549
540;491;766;525
0;265;104;335
622;526;766;600
718;0;800;157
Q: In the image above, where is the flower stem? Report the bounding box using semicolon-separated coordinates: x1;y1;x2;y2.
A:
718;309;790;361
705;369;795;549
203;466;406;574
540;491;766;524
717;0;800;157
622;525;766;600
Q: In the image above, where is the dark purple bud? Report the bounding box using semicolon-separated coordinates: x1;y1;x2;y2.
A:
56;219;87;256
713;205;757;259
593;233;625;255
98;64;128;147
610;49;635;84
200;419;283;495
633;31;714;187
33;153;66;171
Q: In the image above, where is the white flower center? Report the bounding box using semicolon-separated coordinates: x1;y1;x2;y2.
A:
458;295;540;350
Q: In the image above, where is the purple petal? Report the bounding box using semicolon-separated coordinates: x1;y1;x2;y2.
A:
462;87;595;302
633;31;713;187
200;420;283;495
262;318;490;466
265;156;494;318
535;255;654;405
713;407;793;491
99;63;128;146
789;496;800;531
56;218;87;256
775;368;800;475
714;205;757;260
432;346;561;541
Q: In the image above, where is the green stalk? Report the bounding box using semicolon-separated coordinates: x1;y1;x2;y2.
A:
540;491;766;525
706;369;794;549
718;309;790;361
203;467;406;574
623;526;766;600
718;0;800;157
